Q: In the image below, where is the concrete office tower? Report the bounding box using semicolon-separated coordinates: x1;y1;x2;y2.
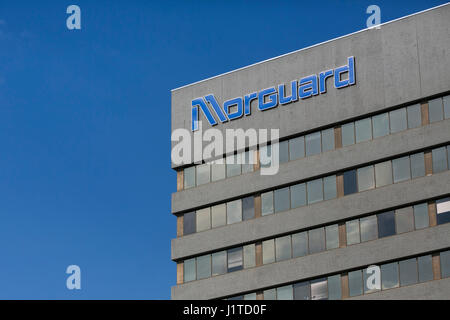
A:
170;4;450;300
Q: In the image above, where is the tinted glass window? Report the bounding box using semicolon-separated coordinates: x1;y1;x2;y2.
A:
413;203;429;229
308;227;325;254
343;170;357;195
432;146;448;173
307;178;323;204
243;244;256;268
226;153;241;177
436;198;450;225
183;211;196;235
274;187;290;213
227;247;243;272
292;232;308;258
184;166;196;189
242;151;254;174
196;163;210;186
184;258;196;282
392;156;411;183
444;95;450;119
372;112;389;138
277;285;293;300
360;215;378;242
327;275;342;300
263;289;276;300
348;270;363;297
389;108;407;133
289;136;305;161
395;206;414;234
211;160;226;181
212;251;227;276
211;204;226;228
378;211;396;238
355;118;372;143
410;152;425;178
346;219;360;245
242;196;254;221
407;104;422;128
293;282;310;300
278;141;289;164
357;165;375;191
259;145;271;169
399;258;418;286
311;278;328;300
381;262;399;289
290;183;306;209
196;254;211;279
418;255;433;282
262;239;275;264
323;175;337;200
196;207;211;232
342;122;355;146
244;293;256;300
226;200;242;225
375;161;393;187
428;97;443;123
261;191;274;216
321;128;335;152
305;132;321;156
325;224;339;250
441;250;450;278
275;236;292;262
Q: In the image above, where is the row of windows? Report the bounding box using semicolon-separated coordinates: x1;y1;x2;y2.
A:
183;95;450;189
182;197;450;283
183;144;450;235
228;250;450;300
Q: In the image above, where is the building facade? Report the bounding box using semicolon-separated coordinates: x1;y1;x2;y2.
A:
170;4;450;300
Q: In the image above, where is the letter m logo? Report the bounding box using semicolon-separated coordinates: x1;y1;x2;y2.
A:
191;95;228;131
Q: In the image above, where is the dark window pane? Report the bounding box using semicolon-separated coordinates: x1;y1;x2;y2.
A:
445;95;450;119
227;247;243;272
343;170;357;195
274;187;290;213
399;258;418;286
436;198;450;225
242;196;255;221
418;255;433;282
183;211;196;235
378;211;396;238
293;281;310;300
228;295;244;300
311;278;328;300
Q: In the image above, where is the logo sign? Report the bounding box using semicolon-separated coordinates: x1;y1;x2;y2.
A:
191;56;356;131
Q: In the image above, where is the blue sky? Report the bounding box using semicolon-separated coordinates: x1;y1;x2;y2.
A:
0;0;446;299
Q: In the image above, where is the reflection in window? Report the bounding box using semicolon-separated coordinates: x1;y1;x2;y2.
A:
311;278;328;300
418;255;433;282
348;270;363;297
275;236;292;262
436;198;450;225
357;165;375;191
323;175;337;200
327;275;342;300
346;219;360;245
377;211;396;238
262;239;275;264
278;141;289;164
212;251;227;276
242;151;255;174
263;288;276;300
440;250;450;278
243;244;256;268
326;224;339;250
305;132;321;156
211;160;226;182
360;215;378;242
242;196;254;221
293;282;310;300
226;153;241;177
381;262;399;290
227;247;243;272
226;200;242;225
261;191;274;216
343;170;357;195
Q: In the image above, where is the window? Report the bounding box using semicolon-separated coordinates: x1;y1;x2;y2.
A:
375;161;393;187
346;219;360;245
183;211;196;235
444;95;450;119
211;204;226;228
327;275;342;300
292;231;308;258
278;141;289;164
196;255;211;279
448;146;450;169
413;203;429;229
407;104;422;128
293;282;310;300
342;122;355;146
263;289;276;300
242;196;254;221
277;285;293;300
243;244;256;268
260;145;271;169
377;211;396;238
262;239;275;264
410;152;425;178
261;191;274;216
348;270;363;297
305;132;321;156
321;128;335;152
436;197;450;225
418;255;433;282
308;227;325;254
227;247;243;272
323;175;337;200
274;187;290;213
184;166;195;189
289;136;305;161
392;156;411;183
196;207;211;232
325;224;339;250
196;163;210;186
389;108;407;133
226;200;242;225
357;165;375;191
212;251;227;276
360;215;378;242
381;262;399;290
307;178;323;204
226;153;241;177
244;293;256;300
355;118;372;143
428;97;443;123
290;183;307;209
432;146;448;173
311;278;328;300
275;236;292;261
399;258;418;286
363;266;380;294
372;112;389;138
242;151;254;174
440;250;450;278
211;160;225;181
184;258;196;282
343;170;357;195
395;207;414;234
